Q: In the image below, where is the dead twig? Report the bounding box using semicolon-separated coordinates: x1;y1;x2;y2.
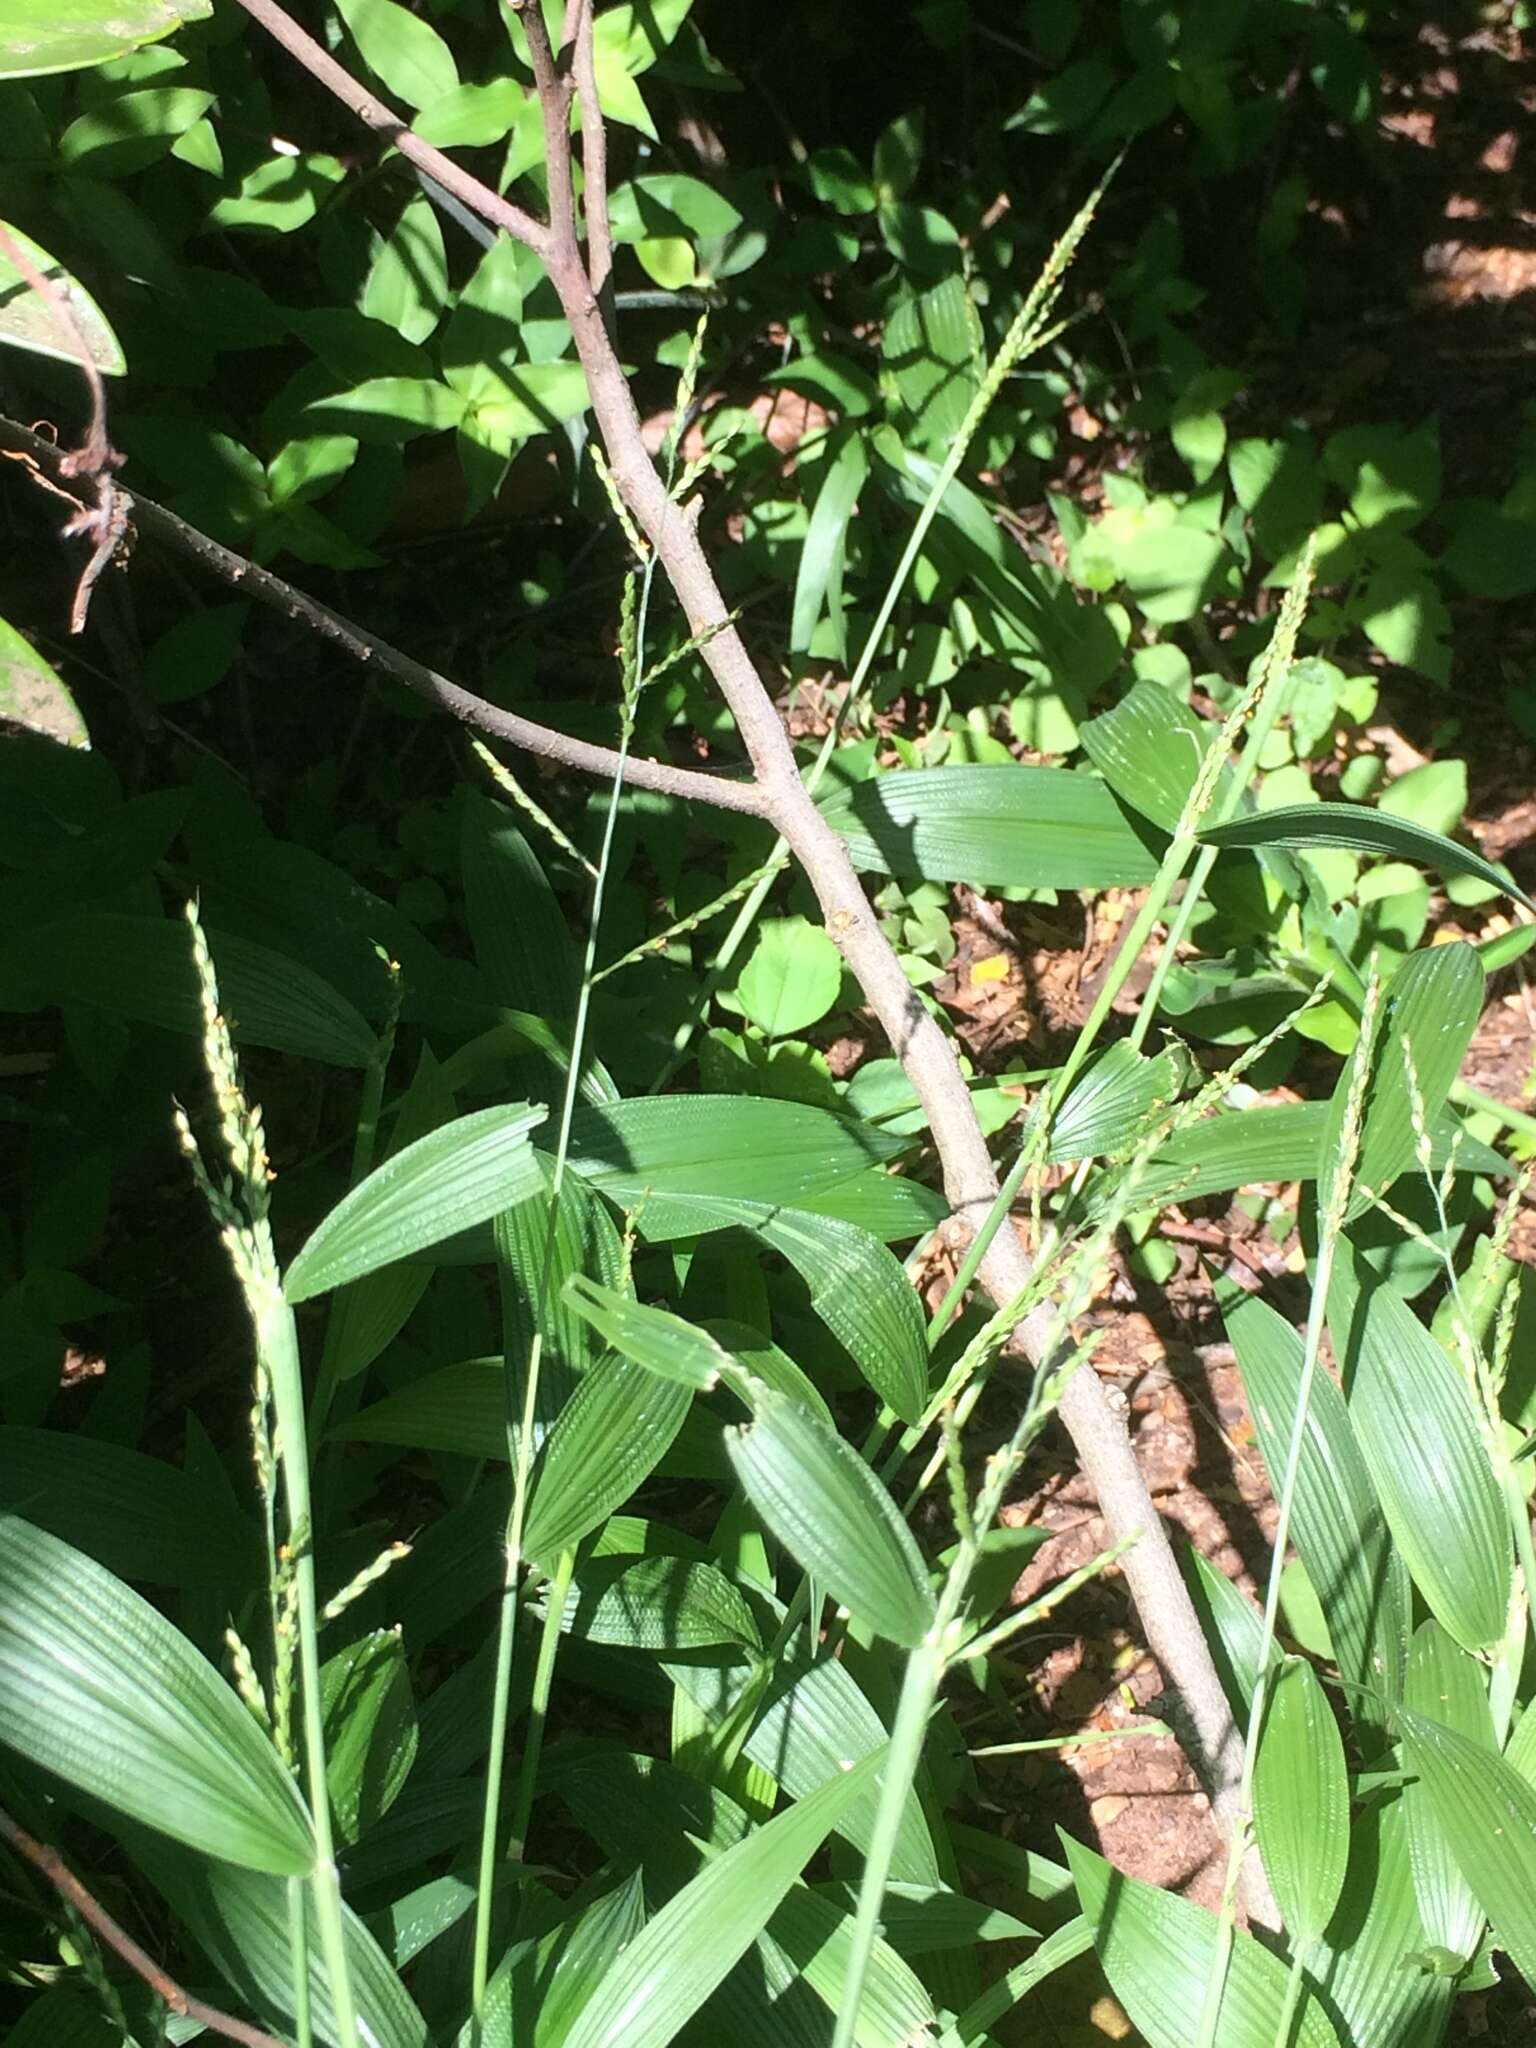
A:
0;1804;286;2048
0;223;129;632
0;413;762;817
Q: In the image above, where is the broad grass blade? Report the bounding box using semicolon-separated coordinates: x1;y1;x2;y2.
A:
1330;1240;1511;1654
1328;941;1485;1216
1402;1619;1493;1966
817;763;1159;890
727;1388;937;1646
1200;804;1533;911
1227;1288;1409;1737
555;1553;760;1652
1252;1656;1349;1949
522;1351;693;1569
1307;1792;1456;2048
130;1830;426;2048
564;1273;730;1389
1397;1707;1536;1997
284;1103;547;1302
1064;1835;1340;2048
0;1425;259;1588
0;1516;313;1874
560;1749;884;2048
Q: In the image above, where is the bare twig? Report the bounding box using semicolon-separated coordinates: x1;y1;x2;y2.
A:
0;413;763;817
0;223;128;633
140;0;1266;1918
519;0;578;255
233;0;550;260
0;1805;286;2048
564;0;614;321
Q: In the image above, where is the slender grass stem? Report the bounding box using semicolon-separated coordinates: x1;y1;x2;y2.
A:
1451;1079;1536;1147
259;1294;360;2048
473;463;671;2014
508;1549;575;1863
828;1640;945;2048
286;1877;312;2048
970;1723;1171;1758
1273;1948;1308;2048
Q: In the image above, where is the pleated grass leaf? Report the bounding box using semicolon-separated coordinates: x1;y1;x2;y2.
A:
285;1103;547;1302
1402;1619;1493;1967
1225;1288;1409;1738
728;1388;938;1648
521;1350;694;1571
1330;1238;1512;1654
1251;1656;1349;1950
560;1749;885;2048
1200;803;1535;911
0;1516;314;1875
1064;1835;1341;2048
1397;1707;1536;1997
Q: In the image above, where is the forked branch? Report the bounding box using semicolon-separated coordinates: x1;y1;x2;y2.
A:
213;0;1265;1920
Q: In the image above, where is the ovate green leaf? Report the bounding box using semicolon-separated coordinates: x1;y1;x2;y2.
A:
0;224;123;374
0;614;88;747
555;1553;760;1652
0;912;376;1066
131;1831;425;2048
736;917;843;1037
334;0;458;107
0;0;209;78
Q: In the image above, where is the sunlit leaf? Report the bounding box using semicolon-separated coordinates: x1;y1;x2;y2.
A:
0;1517;313;1873
284;1104;546;1302
1398;1708;1536;1998
1331;1240;1511;1654
1200;803;1532;910
0;0;210;80
1065;1835;1340;2048
1226;1289;1409;1739
818;765;1159;890
1402;1619;1491;1966
1252;1656;1349;1948
728;1390;936;1647
0;224;123;374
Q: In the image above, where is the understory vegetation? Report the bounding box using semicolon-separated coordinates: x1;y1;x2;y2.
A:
3;2;1536;2045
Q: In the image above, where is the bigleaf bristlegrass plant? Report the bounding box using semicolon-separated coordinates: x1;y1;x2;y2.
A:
177;902;361;2048
469;319;715;2022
